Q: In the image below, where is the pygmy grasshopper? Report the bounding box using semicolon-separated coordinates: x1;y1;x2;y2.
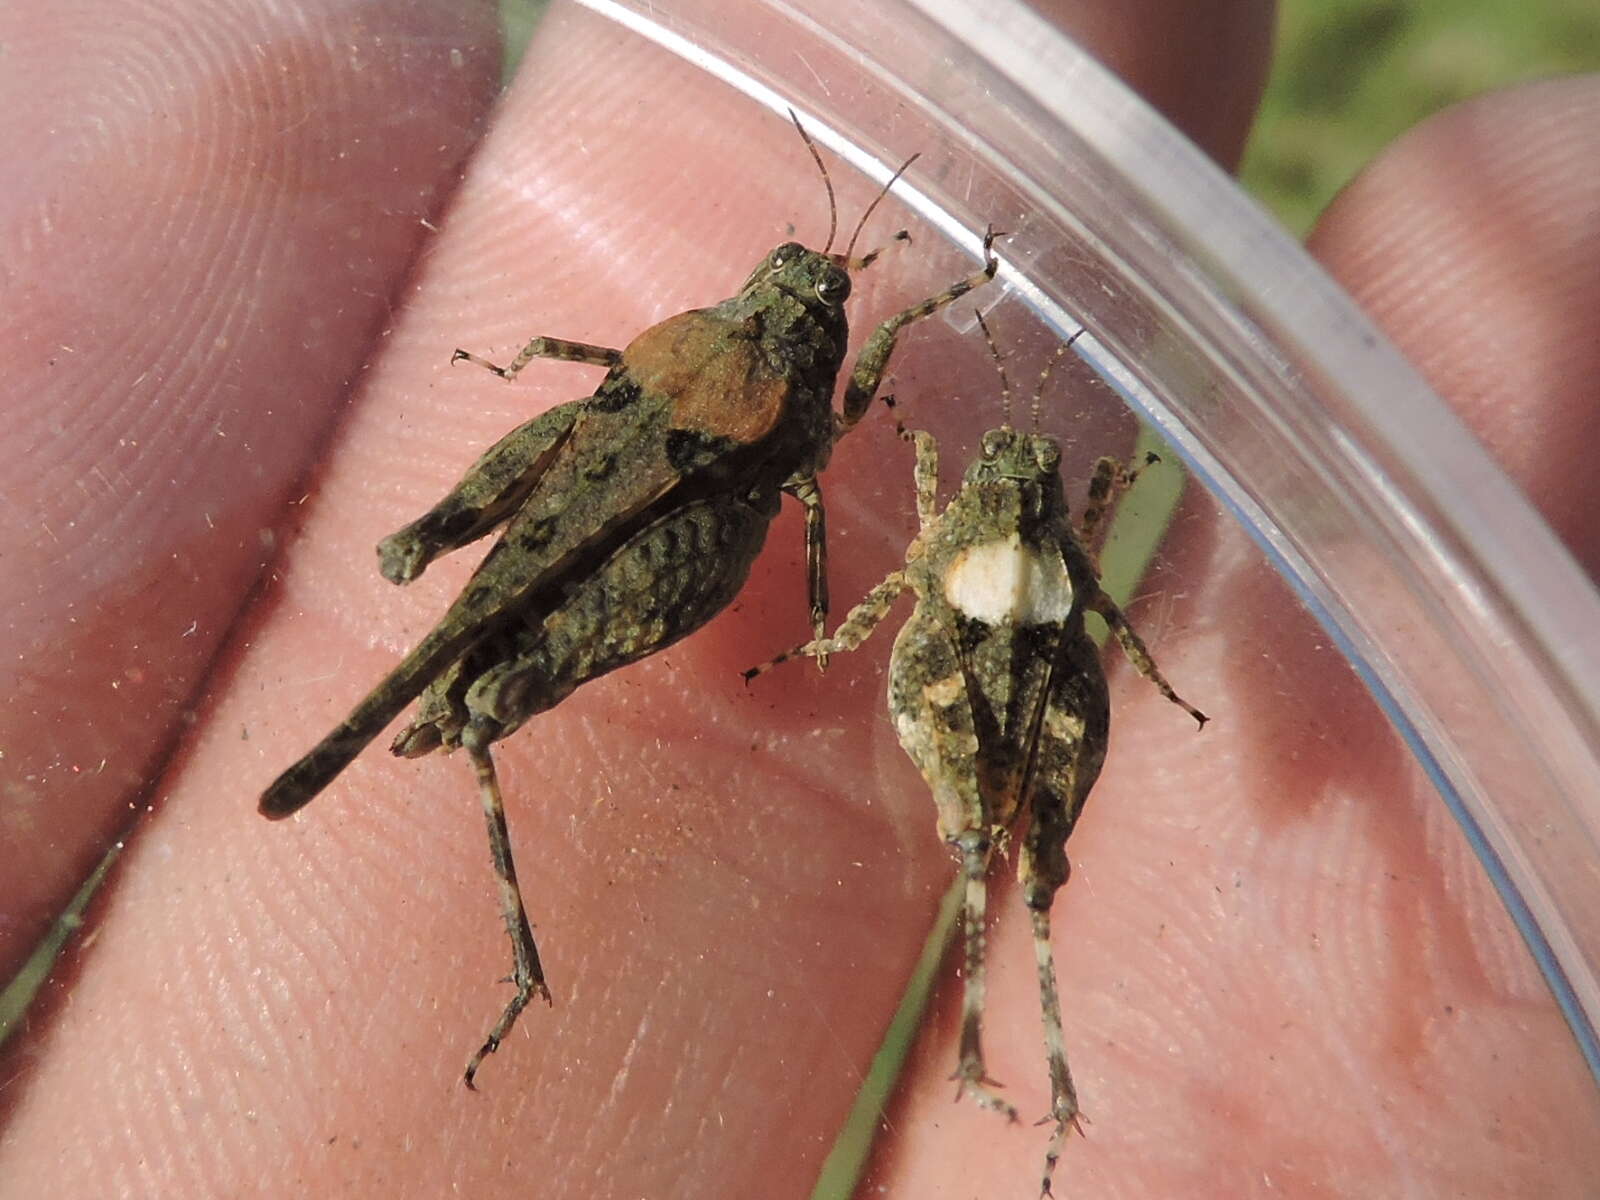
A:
751;318;1206;1195
256;117;998;1088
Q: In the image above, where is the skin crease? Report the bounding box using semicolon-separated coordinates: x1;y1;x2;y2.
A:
2;3;1599;1199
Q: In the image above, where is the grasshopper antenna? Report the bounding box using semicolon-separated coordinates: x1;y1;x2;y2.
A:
973;309;1014;428
843;151;920;269
788;109;838;256
1029;327;1086;432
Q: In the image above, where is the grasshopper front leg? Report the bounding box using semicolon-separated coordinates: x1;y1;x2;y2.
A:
839;228;1001;432
1076;451;1160;553
742;569;908;680
451;335;622;380
905;428;943;527
784;473;830;645
754;430;940;677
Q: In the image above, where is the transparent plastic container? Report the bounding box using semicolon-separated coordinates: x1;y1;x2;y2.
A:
565;0;1600;1187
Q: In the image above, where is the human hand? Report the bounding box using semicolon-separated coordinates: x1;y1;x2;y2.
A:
3;2;1598;1197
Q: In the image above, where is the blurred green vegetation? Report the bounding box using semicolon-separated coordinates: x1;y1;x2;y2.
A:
1242;0;1600;234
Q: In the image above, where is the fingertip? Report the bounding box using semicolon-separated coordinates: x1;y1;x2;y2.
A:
1032;0;1278;168
1309;76;1600;571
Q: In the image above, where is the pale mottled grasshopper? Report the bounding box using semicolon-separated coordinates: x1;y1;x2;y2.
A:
751;317;1206;1195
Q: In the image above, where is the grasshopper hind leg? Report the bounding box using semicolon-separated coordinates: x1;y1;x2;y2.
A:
461;721;550;1089
1027;902;1083;1197
1019;825;1084;1198
950;830;1019;1123
1014;654;1109;1193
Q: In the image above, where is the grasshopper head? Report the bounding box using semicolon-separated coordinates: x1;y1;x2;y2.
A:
743;242;852;314
966;427;1061;484
963;427;1069;520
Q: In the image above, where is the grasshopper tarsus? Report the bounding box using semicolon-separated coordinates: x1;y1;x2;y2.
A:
450;347;509;377
463;1035;499;1092
853;228;915;272
1038;1106;1088;1199
950;1068;1020;1124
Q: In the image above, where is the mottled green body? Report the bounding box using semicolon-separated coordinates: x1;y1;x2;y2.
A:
756;423;1204;1196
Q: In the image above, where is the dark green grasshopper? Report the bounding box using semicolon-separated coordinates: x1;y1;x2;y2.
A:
751;318;1206;1195
257;116;997;1088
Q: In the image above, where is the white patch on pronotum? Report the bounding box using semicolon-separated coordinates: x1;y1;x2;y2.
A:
942;534;1073;626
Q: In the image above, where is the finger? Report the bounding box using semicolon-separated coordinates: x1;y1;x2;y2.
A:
1034;0;1277;169
1310;75;1600;573
0;0;499;978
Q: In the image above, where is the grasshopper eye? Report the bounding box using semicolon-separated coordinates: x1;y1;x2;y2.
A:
980;429;1008;458
769;242;803;270
1034;439;1061;473
815;267;850;305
